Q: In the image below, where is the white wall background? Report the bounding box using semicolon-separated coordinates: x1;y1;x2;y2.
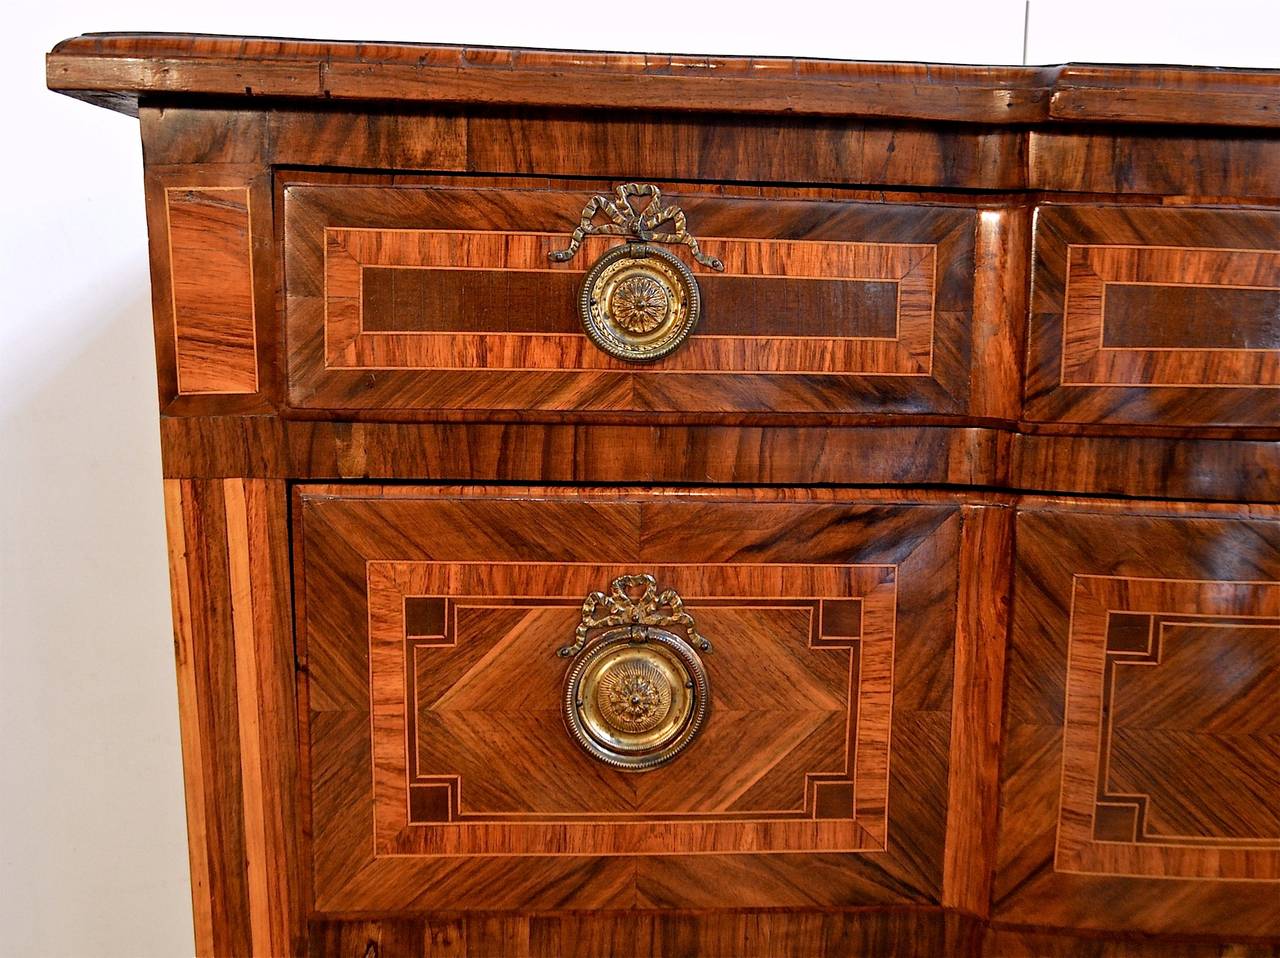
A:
2;2;1276;955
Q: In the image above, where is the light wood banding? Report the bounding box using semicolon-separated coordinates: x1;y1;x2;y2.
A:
1058;576;1280;881
1060;246;1280;388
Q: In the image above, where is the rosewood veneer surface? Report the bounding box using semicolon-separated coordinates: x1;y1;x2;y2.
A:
48;33;1280;957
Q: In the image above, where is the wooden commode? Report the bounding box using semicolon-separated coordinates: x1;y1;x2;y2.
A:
47;34;1280;957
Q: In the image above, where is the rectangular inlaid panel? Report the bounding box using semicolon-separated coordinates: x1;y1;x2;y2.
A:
1025;205;1280;427
996;501;1280;938
165;187;258;395
322;230;933;374
285;184;977;414
298;488;961;913
360;264;902;339
1058;577;1279;881
1101;284;1280;350
374;563;892;855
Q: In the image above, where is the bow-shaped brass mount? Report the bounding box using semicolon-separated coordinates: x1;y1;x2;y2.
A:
548;183;725;271
558;573;711;658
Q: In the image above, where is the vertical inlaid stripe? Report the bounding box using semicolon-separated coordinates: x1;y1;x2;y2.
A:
166;187;259;395
223;479;273;957
163;480;216;956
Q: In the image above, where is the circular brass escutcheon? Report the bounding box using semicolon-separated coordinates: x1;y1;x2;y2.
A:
579;244;701;363
563;627;709;770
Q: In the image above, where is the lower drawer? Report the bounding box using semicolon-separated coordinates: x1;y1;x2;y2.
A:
995;498;1280;938
296;486;971;912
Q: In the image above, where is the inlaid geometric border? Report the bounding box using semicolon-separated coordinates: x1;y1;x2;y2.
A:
323;229;936;375
1091;615;1280;849
404;598;858;822
368;560;898;857
1056;574;1280;881
1061;244;1280;388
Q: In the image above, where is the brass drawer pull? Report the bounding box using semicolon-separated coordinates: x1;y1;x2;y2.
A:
560;574;711;771
549;184;725;364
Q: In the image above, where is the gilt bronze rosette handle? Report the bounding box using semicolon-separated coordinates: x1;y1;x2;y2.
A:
549;184;725;363
559;574;711;771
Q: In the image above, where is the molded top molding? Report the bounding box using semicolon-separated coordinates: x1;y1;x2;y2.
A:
47;32;1280;127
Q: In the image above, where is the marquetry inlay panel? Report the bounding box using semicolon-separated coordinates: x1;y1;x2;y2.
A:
299;488;961;913
1057;575;1280;881
1026;205;1280;427
371;561;894;856
323;229;936;375
1060;246;1280;388
996;502;1280;938
165;186;259;395
284;183;977;414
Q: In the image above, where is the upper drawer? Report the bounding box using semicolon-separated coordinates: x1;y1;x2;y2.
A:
284;182;982;416
1025;205;1280;428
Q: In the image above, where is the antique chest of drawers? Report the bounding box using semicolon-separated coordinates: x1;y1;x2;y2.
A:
48;34;1280;957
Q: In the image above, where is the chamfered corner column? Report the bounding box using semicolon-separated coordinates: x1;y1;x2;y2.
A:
163;478;303;957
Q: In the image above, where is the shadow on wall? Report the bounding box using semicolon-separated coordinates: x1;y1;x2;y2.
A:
0;279;195;957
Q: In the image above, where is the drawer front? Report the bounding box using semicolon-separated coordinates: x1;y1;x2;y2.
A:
996;500;1280;937
1025;205;1280;427
298;487;961;912
284;183;978;415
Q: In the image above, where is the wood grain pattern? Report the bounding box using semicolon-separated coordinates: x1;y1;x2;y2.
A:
135;102;1280;201
1057;577;1278;880
299;487;960;913
995;498;1280;938
140;106;469;174
164;187;257;395
1047;64;1280;128
49;35;1280;130
308;908;980;957
943;504;1015;918
1026;205;1280;428
984;926;1280;957
139;105;1024;192
467;111;1027;191
971;208;1031;422
1030;130;1280;198
164;479;302;956
158;416;1006;486
1011;433;1280;503
142;167;278;416
322;228;935;375
1059;246;1279;387
47;35;1053;124
375;565;885;853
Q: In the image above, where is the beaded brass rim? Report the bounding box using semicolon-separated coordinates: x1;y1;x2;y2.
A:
563;626;710;771
579;244;701;364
